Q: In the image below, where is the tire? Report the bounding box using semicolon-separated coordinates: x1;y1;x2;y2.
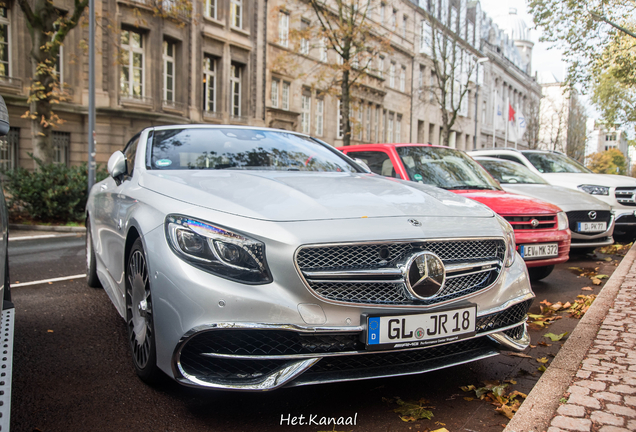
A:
86;217;102;288
126;238;161;384
528;265;555;282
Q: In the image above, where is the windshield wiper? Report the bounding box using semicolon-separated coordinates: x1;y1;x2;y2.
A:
443;185;496;190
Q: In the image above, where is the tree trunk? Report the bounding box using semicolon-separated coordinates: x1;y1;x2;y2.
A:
341;69;351;146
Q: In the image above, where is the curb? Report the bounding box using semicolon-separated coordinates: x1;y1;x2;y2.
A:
9;224;86;233
504;243;636;432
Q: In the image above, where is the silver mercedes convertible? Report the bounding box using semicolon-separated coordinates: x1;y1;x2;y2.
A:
86;125;534;391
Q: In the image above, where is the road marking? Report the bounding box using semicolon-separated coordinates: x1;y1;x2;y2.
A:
9;233;80;242
12;274;86;288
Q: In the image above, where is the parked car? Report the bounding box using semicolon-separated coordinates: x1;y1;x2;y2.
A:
474;156;615;253
86;126;534;391
469;148;636;235
337;144;571;282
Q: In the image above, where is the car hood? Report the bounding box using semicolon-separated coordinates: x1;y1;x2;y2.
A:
501;184;611;212
541;172;636;188
139;170;494;221
452;189;563;215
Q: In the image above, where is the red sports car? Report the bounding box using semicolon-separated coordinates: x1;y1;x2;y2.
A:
337;143;571;281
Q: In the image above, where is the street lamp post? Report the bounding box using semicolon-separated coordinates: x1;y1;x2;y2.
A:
473;57;489;150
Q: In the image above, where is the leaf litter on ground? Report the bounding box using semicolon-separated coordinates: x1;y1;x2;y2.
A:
383;397;434;422
544;332;568;342
460;380;527;419
598;242;632;256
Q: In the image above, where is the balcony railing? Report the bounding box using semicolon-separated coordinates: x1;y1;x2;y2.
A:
120;94;153;106
162;99;185;112
203;110;223;121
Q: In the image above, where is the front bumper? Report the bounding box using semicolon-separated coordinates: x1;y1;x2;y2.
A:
172;295;532;391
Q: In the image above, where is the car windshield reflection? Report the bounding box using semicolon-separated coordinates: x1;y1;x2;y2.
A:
396;146;501;191
521;151;591;174
150;128;358;173
477;158;549;185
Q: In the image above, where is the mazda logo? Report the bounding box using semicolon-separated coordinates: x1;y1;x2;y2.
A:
405;252;446;299
588;211;597;220
530;219;540;228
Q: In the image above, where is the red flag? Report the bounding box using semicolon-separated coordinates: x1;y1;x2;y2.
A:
508;104;516;122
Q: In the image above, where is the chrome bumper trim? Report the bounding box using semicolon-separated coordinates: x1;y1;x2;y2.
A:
488;322;530;352
569;237;614;248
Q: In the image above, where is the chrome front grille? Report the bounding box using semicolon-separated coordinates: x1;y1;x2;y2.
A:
296;239;505;306
615;187;636;206
503;214;556;230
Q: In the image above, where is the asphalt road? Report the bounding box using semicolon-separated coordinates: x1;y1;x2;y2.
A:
7;236;628;432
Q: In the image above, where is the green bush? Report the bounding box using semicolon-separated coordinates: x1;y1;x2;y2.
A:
3;155;108;223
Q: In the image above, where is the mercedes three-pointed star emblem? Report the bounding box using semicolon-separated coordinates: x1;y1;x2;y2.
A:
405;252;446;299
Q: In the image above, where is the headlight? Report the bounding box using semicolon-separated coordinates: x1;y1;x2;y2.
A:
165;215;272;284
578;184;609;195
556;211;569;230
495;214;516;267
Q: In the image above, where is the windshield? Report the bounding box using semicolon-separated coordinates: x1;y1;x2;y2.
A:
396;146;501;190
148;128;358;172
477;158;548;185
521;151;591;174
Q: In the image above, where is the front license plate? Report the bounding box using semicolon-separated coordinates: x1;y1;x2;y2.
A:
520;243;558;259
365;306;476;351
578;221;607;233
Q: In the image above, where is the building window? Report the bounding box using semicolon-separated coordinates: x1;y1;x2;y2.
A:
380;3;386;24
0;127;18;171
402;16;407;38
377;56;384;78
203;55;216;112
451;6;458;32
54;46;64;88
120;29;144;97
163;40;175;103
482;101;487;123
205;0;217;19
420;20;432;55
374;107;379;142
301;93;311;134
366;104;371;142
357;103;363;140
52;131;70;166
278;11;289;47
389;62;396;88
467;22;475;46
388;113;394;142
316;98;324;136
282;81;290;110
400;66;406;92
230;63;242;117
320;38;328;62
418;65;424;88
430;71;436;102
0;7;10;77
390;9;397;29
300;19;310;54
231;0;242;28
396;116;402;142
271;79;279;108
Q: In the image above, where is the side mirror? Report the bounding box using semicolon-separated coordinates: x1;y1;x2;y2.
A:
354;158;371;173
108;151;127;180
0;95;10;136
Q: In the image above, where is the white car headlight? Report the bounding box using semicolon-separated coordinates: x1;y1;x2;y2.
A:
577;184;609;195
165;215;272;284
495;215;516;267
556;211;569;231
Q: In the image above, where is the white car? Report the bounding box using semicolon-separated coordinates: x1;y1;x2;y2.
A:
474;157;615;252
469;149;636;234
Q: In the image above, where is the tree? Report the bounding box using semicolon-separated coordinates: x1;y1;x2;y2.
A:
17;0;89;164
528;0;636;90
419;13;478;147
276;0;392;146
586;148;627;175
525;96;542;149
592;70;636;128
566;94;588;162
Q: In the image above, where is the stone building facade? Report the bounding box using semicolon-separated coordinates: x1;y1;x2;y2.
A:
1;0;540;170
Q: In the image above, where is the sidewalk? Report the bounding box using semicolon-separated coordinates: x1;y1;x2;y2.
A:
505;244;636;432
9;224;85;241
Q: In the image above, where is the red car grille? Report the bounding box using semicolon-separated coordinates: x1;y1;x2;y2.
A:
503;215;556;230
